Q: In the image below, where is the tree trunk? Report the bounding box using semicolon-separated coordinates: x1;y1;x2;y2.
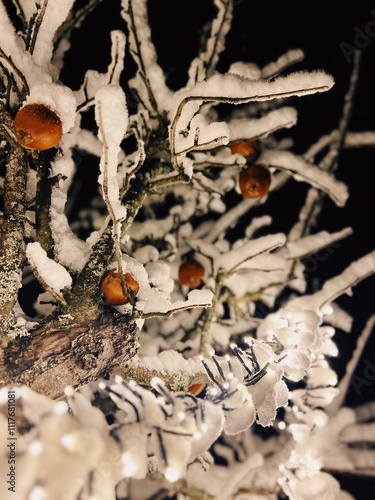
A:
0;308;139;400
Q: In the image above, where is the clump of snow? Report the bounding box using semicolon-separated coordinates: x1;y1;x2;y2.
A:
133;245;159;264
228;61;261;80
145;261;174;294
169;71;334;129
258;150;348;206
31;0;75;75
216;233;286;274
286;228;352;260
50;155;92;272
286;251;375;313
121;0;173;113
228;107;298;142
24;83;77;133
261;49;304;78
0;3;51;88
96;85;128;224
287;472;340;500
187;0;233;85
26;242;72;294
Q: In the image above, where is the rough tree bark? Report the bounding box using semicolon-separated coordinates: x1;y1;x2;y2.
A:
0;103;141;400
0;308;139;400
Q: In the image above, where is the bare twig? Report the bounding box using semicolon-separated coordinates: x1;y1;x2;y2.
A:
28;0;49;55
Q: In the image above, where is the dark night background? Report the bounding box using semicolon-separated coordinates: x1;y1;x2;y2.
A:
5;0;375;496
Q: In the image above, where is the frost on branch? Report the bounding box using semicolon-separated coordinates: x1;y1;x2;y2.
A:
96;85;128;227
0;0;374;499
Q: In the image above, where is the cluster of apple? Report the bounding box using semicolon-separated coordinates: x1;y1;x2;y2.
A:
11;106;269;316
12;105;271;200
229;139;271;199
100;259;205;307
12;107;271;400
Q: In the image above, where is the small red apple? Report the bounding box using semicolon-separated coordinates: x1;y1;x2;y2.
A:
100;271;140;305
239;164;271;199
14;103;63;151
178;260;205;289
229;140;259;161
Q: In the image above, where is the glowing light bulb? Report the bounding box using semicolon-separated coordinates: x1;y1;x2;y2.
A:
122;463;137;477
289;451;300;464
29;440;44;455
54;401;68;415
29;486;47;500
122;452;132;463
64;385;75;397
177;412;186;421
115;375;123;384
278;421;286;430
98;382;106;390
305;452;322;471
193;431;202;440
122;452;137;477
313;411;328;427
324;391;335;403
165;466;180;483
60;433;79;452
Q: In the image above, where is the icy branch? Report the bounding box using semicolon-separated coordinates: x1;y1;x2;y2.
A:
258;150;349;206
121;0;173;114
286;251;375;313
26;241;71;306
261;49;305;78
76;30;126;110
327;315;375;415
187;0;233;85
96;85;128;226
228;107;298;142
169;71;334;176
29;0;75;74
